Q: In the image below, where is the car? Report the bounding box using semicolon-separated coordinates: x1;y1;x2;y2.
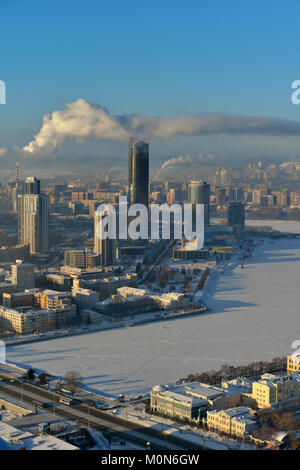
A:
32;400;47;408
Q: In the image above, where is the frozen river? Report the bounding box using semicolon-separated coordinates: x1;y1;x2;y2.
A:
7;235;300;397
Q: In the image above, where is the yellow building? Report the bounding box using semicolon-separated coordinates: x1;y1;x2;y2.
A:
251;373;300;410
39;290;72;310
211;246;234;253
0;305;76;335
287;353;300;374
206;406;256;438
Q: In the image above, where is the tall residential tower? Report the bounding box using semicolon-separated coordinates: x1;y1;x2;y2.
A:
188;180;210;226
94;209;117;266
18;176;49;254
128;136;149;207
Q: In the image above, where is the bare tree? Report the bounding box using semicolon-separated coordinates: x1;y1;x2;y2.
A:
64;370;83;396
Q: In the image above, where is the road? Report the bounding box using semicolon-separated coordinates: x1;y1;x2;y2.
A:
0;373;204;450
141;239;176;283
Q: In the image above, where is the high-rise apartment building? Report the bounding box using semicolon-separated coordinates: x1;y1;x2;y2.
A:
227;202;245;240
25;176;40;195
216;187;226;206
17;177;49;254
252;189;261;205
11;260;35;290
188;180;210;226
220;168;228;185
128;136;149;207
94;210;116;266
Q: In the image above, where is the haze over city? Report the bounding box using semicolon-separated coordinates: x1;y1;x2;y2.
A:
1;0;300;177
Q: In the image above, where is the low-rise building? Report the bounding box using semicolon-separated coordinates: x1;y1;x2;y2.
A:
251;372;300;410
150;381;249;422
287;353;300;374
152;292;188;310
95;294;155;317
0;282;18;301
60;265;118;280
80;309;104;325
117;286;146;298
64;250;100;269
38;290;72;310
150;384;207;422
43;273;72;291
3;291;34;309
231;415;257;439
0;304;76;335
0;421;78;450
172;244;209;260
206;406;256;438
74;273;138;300
72;287;99;310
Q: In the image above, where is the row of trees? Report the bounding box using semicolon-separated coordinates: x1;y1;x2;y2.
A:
25;368;52;384
254;408;300;448
25;368;83;395
178;357;286;385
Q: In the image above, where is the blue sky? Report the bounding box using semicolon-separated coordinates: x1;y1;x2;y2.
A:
0;0;300;172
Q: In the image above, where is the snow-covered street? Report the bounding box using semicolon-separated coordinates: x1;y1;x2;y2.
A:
6;234;300;397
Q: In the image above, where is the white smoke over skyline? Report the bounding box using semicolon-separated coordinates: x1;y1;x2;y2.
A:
154;153;215;179
160;153;214;171
23;98;300;155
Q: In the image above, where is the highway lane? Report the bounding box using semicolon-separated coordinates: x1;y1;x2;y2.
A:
0;381;165;449
0;376;204;450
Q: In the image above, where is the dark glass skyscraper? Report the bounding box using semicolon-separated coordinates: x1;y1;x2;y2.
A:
25;176;40;195
188;180;210;226
128;137;149;207
228;202;245;239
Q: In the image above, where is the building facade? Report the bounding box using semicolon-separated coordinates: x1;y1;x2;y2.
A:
227;202;245;239
11;260;35;290
94;210;117;266
188;181;210;226
150;385;207;422
128;136;149;207
206;406;256;438
18;176;49;254
251;373;300;410
287;353;300;374
0;304;76;334
64;250;100;269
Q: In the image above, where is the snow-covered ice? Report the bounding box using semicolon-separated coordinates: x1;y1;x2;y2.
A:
6;234;300;397
245;219;300;233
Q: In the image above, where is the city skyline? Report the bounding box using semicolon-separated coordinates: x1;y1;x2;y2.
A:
1;1;300;454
